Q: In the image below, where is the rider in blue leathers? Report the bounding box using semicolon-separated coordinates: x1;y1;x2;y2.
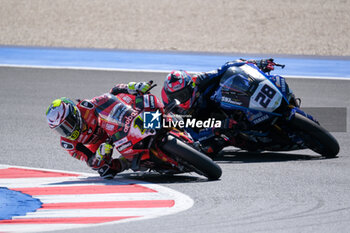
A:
161;58;279;156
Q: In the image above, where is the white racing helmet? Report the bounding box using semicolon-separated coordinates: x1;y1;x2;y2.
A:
46;98;82;140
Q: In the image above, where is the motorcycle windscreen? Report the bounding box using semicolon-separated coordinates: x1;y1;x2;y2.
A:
212;64;283;113
214;67;253;109
221;73;251;94
96;94;139;136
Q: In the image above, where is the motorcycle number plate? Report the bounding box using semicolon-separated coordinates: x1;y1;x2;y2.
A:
249;80;282;112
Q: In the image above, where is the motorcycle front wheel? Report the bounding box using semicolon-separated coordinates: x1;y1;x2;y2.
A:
160;135;222;180
289;112;340;158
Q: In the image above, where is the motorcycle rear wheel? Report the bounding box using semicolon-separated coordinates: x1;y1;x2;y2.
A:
289;113;340;158
160;135;222;180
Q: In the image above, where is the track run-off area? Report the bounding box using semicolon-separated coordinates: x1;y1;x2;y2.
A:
0;164;193;232
0;47;350;233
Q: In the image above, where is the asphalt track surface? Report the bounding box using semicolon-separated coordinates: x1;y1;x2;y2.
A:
1;67;350;233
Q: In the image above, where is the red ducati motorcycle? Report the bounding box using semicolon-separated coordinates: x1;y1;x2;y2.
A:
95;83;222;180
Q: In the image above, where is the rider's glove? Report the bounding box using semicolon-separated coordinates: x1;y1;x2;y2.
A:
127;82;151;94
248;58;276;73
98;143;113;157
89;143;113;169
96;164;118;179
96;158;126;179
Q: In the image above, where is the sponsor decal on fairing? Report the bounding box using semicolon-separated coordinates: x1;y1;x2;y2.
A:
117;141;132;152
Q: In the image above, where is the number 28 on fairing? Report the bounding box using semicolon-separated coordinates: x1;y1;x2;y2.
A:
249;80;282;112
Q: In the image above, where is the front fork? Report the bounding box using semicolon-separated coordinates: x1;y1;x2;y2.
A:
274;105;318;147
285;106;319;125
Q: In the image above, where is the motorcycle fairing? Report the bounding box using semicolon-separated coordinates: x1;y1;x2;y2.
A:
249;79;283;112
239;64;290;102
211;64;284;125
95;94;138;135
267;75;290;98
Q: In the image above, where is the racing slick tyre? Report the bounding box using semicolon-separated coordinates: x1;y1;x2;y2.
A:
290;112;340;158
161;135;222;180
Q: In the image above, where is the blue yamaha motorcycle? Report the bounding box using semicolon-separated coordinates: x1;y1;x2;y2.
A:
210;63;339;158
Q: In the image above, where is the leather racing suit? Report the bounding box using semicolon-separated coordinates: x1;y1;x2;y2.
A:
59;84;139;178
161;59;276;155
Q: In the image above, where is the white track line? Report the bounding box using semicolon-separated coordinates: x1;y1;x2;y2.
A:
14;208;175;218
0;64;349;80
37;193;171;203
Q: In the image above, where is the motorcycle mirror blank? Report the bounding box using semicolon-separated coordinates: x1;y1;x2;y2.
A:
164;99;180;114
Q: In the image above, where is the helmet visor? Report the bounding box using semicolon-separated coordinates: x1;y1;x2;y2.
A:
167;84;192;103
54;105;80;139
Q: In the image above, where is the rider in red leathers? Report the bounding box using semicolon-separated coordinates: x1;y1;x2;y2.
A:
46;82;151;179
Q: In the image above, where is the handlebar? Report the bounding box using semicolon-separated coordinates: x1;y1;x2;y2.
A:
144;80;157;94
240;58;285;70
268;58;285;69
